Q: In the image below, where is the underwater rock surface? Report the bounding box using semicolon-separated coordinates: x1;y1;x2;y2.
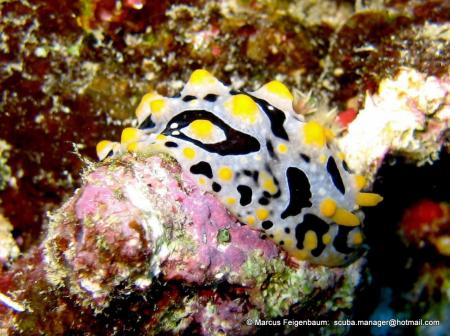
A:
339;68;450;176
0;214;19;266
0;154;364;335
0;0;449;334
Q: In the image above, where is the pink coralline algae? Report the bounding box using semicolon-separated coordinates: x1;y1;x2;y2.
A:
45;154;279;307
0;153;364;335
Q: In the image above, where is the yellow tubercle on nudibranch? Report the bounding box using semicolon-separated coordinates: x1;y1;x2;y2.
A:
182;147;196;160
264;80;294;101
225;94;260;124
332;208;360;227
218;166;234;182
188;69;217;85
351;231;364;245
155;134;167;141
127;142;139;153
260;172;277;194
185;119;226;144
318;154;327;164
320;198;337;217
256;208;270;221
354;175;367;191
253;80;295;112
135;91;162;124
304;230;318;251
121;127;141;145
355;192;384;207
322;233;332;245
150;99;166;114
303;121;327;148
225;197;237;205
96;140;115;161
324;128;335;141
96;69;383;267
245;215;256;226
276;143;288;154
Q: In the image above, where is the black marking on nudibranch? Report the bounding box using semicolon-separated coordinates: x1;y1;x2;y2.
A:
295;214;329;257
237;185;252;206
162;110;261;156
243;169;252;177
203;93;219;102
258;197;269;205
243;169;259;182
300;153;310;163
327;157;345;194
212;182;222;192
281;167;312;219
342;160;352;173
182;95;197;102
190;161;213;178
139;115;156;129
262;220;273;230
245;94;289;141
165;141;179;148
333;226;355;254
266;140;277;159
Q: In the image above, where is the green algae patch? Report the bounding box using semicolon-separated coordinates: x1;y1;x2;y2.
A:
0;140;12;191
326;262;363;312
241;252;311;317
217;228;231;244
149;299;194;335
241;251;362;318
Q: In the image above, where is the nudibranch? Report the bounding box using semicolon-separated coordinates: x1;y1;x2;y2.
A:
96;69;382;266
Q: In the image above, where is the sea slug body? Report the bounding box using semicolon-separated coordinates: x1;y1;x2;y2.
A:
96;69;382;266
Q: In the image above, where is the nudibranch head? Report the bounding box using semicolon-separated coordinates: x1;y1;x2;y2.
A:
97;69;382;266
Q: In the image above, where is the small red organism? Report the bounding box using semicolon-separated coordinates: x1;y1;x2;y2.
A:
336;108;358;128
211;44;222;57
400;199;450;256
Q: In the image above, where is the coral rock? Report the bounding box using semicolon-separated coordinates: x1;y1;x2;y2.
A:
1;153;365;334
339;68;450;176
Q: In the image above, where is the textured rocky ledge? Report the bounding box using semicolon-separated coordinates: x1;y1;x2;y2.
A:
0;154;363;335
